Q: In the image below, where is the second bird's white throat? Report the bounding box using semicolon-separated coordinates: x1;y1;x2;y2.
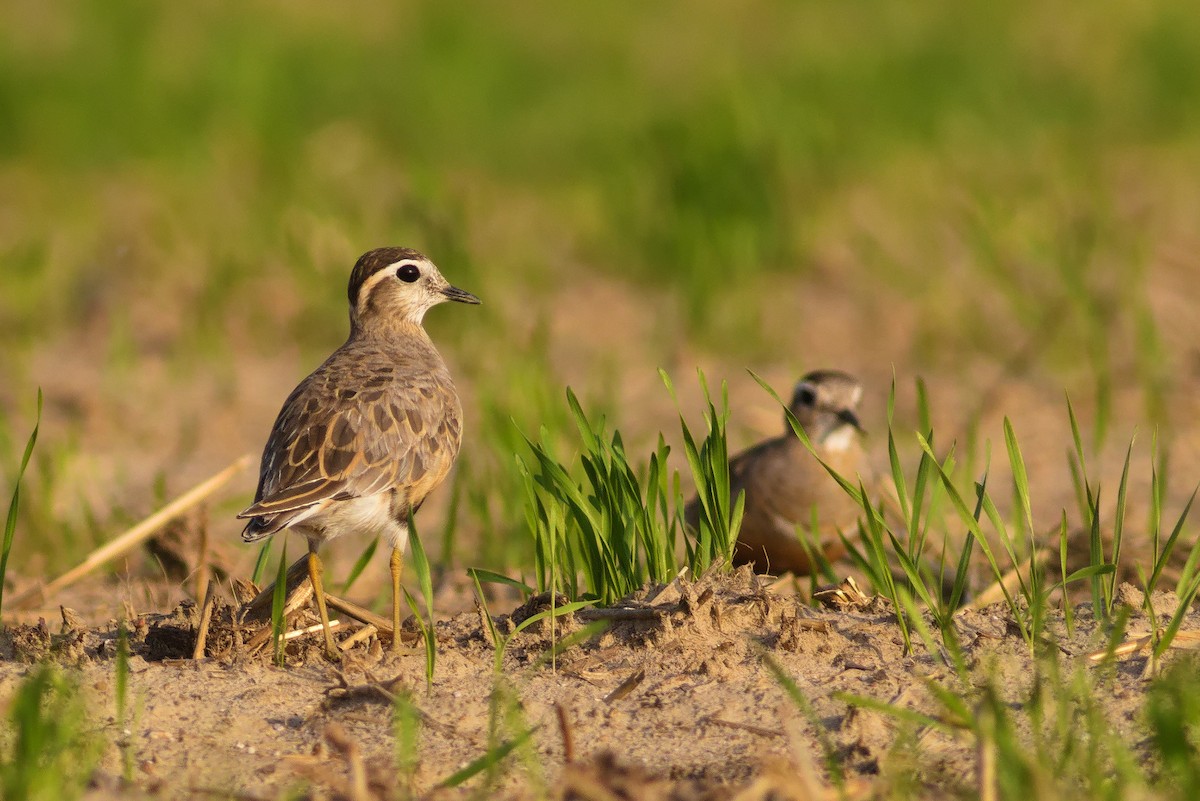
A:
819;426;858;453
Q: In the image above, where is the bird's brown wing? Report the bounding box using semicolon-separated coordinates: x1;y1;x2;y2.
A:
239;362;461;541
742;436;871;572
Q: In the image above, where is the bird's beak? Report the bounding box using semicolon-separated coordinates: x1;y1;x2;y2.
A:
837;409;864;433
442;284;481;305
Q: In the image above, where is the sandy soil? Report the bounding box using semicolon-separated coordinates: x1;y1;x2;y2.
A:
0;569;1191;800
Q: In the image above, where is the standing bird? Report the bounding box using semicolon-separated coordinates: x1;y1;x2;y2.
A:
238;247;479;656
685;370;867;576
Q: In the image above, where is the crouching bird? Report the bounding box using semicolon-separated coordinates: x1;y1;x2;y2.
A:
685;370;867;576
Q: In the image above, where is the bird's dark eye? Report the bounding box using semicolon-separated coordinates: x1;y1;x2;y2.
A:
794;385;816;406
396;264;421;283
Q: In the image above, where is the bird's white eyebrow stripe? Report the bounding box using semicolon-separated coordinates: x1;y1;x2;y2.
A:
356;262;405;306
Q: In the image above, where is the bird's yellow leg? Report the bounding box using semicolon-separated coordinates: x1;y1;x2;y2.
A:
307;546;338;659
390;546;404;654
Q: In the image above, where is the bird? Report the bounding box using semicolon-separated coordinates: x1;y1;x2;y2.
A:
238;246;479;657
684;370;867;576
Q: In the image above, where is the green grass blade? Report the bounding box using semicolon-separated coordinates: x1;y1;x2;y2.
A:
760;652;844;789
885;377;912;534
271;542;289;667
1002;418;1044;629
0;389;42;621
915;377;932;436
835;692;953;732
408;514;435;623
340;535;379;595
947;467;987;613
1057;511;1075;635
0;665;102;801
1149;432;1164;569
510;600;596;637
917;435;1028;642
438;458;465;568
393;688;422;796
402;587;436;686
469;570;501;652
1152;569;1200;661
1146;660;1200;799
1148;484;1198;591
530;620;609;671
1087;484;1106;618
251;541;272;586
1061;564;1116;585
437;728;536;788
115;619;134;782
467;567;535;599
1108;437;1134;613
1002;418;1034;536
406;513;438;684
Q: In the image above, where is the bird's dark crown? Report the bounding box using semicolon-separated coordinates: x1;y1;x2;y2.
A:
347;247;427;306
789;369;862;417
799;369;858;389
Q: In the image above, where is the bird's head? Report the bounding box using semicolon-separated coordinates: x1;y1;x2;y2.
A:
347;247;480;332
786;370;865;448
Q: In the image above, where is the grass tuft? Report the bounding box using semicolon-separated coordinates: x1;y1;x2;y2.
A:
664;370;743;575
519;374;743;606
522;387;675;604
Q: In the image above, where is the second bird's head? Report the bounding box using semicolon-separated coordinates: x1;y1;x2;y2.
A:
787;370;864;445
348;247;480;329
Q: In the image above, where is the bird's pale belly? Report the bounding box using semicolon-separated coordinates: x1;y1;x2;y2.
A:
297;493;411;552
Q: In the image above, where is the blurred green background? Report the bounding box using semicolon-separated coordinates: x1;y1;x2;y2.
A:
1;0;1198;595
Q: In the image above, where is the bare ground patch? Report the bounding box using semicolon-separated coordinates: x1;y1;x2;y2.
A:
0;569;1192;800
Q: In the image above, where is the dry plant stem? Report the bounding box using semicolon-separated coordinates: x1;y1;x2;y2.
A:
325;594;392;631
285;620;341;642
967;548;1051;610
338;624;377;652
194;506;210;604
556;703;575;764
645;566;689;606
1086;630;1200;663
577;606;670;621
307;547;338;657
286;724;370;801
700;715;783;739
192;579;218;660
10;454;253;609
252;586;416;648
390;545;403;654
244;616;343;651
324;724;370;801
603;669;645;704
324;593;420;646
325;670;408;705
1089;634;1154;663
188;788;271;801
230;577;258;607
239;556;311;623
